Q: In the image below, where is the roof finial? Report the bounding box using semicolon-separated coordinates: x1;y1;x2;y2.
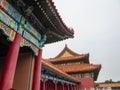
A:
65;44;67;48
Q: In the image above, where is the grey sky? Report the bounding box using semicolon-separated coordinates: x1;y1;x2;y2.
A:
43;0;120;82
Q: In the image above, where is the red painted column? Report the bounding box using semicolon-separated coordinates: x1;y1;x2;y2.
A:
70;85;73;90
0;33;22;90
62;83;65;90
54;81;57;90
75;86;78;90
72;86;74;90
42;79;46;90
76;86;78;90
32;49;42;90
74;86;76;90
71;85;74;90
69;85;71;90
70;85;72;90
68;85;70;90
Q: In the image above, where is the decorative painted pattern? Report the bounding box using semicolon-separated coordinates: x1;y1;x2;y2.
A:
23;31;40;48
24;22;41;41
0;21;16;41
0;1;46;50
0;9;41;48
0;1;42;41
0;9;18;31
21;38;39;55
1;0;21;22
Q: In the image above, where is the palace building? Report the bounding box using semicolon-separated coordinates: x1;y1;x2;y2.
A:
0;0;101;90
97;83;120;90
44;45;101;90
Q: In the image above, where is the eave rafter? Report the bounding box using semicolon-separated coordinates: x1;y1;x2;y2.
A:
34;0;67;37
22;0;74;44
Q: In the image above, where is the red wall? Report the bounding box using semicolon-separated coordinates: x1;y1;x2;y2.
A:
79;78;95;89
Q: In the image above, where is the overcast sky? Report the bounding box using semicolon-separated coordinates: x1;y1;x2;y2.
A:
43;0;120;82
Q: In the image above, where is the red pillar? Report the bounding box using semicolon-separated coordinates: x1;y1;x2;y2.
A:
42;79;46;90
70;85;72;90
54;81;57;90
71;85;72;90
72;85;74;90
75;86;77;90
62;83;65;90
74;86;76;90
0;33;22;90
32;49;42;90
68;85;70;90
76;85;78;90
69;85;71;90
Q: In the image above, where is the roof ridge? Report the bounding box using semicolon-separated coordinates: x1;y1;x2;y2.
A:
55;44;89;58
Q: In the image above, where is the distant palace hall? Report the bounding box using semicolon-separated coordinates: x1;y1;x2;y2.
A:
42;45;101;90
0;0;101;90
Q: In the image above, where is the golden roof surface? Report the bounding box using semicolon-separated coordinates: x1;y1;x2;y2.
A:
98;83;120;88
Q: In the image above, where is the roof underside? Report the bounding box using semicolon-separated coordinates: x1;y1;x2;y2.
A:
7;0;74;44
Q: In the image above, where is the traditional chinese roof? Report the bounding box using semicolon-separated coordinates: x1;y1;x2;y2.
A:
41;60;80;83
9;0;74;44
45;45;89;63
56;64;101;81
43;45;101;81
98;83;120;88
56;64;101;73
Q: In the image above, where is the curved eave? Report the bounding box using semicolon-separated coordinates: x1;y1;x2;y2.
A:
22;0;74;44
56;64;101;81
46;55;89;64
45;45;89;63
47;0;74;35
39;0;74;43
94;65;101;81
55;45;89;58
41;60;80;83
